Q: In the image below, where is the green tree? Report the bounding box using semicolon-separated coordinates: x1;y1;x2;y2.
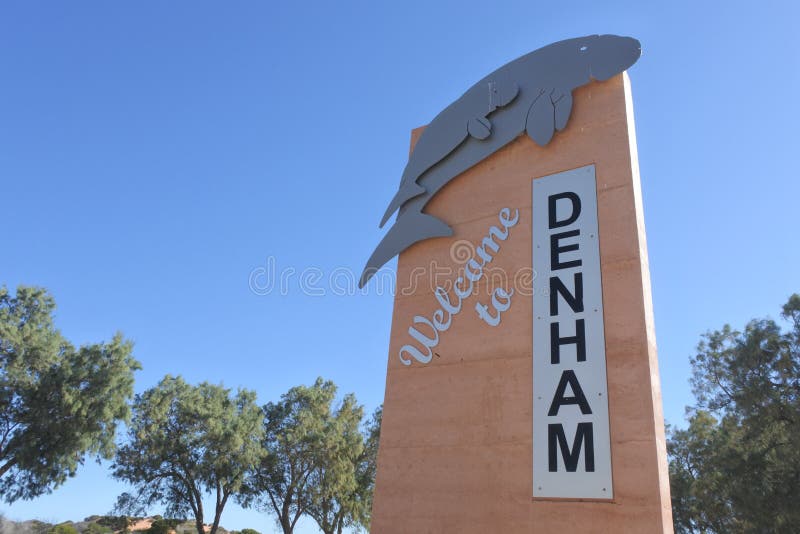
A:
668;294;800;533
302;394;363;534
0;285;140;503
112;376;264;534
49;524;79;534
304;405;381;534
239;378;339;534
354;406;380;531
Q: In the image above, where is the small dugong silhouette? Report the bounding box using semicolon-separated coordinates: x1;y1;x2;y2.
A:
360;34;642;288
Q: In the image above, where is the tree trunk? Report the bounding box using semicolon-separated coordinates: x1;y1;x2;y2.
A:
209;487;229;534
279;493;298;534
193;486;206;534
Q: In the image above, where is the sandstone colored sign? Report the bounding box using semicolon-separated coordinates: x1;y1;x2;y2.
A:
369;71;673;532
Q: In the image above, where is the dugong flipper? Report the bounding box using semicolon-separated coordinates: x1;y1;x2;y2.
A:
554;91;573;131
525;89;574;146
467;116;492;140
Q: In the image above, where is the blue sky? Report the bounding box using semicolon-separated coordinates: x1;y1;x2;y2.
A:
1;0;798;532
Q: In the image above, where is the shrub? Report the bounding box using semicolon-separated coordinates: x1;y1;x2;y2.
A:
83;524;113;534
27;520;54;534
96;517;131;531
49;524;79;534
146;519;184;534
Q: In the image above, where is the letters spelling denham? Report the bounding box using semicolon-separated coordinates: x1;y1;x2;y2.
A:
532;164;613;499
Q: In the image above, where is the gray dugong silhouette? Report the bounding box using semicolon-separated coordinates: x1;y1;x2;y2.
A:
360;35;641;288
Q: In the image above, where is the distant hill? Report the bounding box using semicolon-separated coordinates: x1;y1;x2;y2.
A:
0;515;241;534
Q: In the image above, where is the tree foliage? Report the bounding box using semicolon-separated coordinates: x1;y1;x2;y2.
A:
239;378;337;534
82;523;112;534
303;403;381;534
112;376;264;534
144;518;183;534
95;516;130;531
0;285;140;503
355;405;380;531
239;379;380;534
668;294;800;533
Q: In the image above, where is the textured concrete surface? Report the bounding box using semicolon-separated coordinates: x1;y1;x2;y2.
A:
371;73;673;533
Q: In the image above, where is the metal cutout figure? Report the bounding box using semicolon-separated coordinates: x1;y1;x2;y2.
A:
360;34;641;288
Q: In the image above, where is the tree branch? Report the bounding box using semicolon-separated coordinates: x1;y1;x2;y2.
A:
0;457;17;478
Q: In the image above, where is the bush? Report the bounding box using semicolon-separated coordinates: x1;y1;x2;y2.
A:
146;519;184;534
240;530;261;534
26;520;54;534
49;524;79;534
97;517;131;531
83;524;113;534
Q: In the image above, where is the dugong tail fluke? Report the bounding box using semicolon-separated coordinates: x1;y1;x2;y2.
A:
359;212;453;288
379;182;426;228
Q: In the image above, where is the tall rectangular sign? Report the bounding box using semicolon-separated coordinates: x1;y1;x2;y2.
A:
532;164;612;498
370;73;674;533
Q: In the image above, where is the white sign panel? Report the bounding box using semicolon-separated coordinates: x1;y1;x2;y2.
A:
532;164;612;499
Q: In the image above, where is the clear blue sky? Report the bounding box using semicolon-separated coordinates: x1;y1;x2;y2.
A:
1;1;797;532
